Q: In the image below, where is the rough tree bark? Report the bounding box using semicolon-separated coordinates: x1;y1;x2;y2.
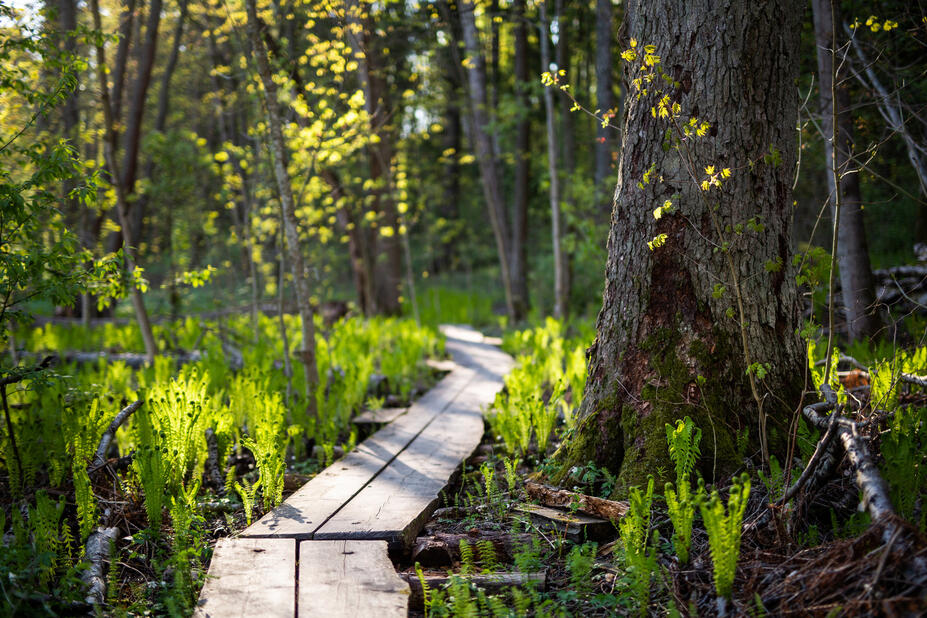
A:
245;0;318;419
812;0;880;341
555;0;805;490
459;0;527;321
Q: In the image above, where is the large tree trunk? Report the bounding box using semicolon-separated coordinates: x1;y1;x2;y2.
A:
245;0;318;419
459;0;526;321
555;0;804;491
812;0;880;342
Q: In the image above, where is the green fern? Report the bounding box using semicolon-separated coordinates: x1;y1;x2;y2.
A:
566;542;597;597
72;463;98;540
699;473;751;600
415;562;432;618
666;416;701;482
447;573;476;617
459;538;475;576
502;456;520;493
665;417;702;563
476;539;498;572
234;477;262;526
619;476;657;615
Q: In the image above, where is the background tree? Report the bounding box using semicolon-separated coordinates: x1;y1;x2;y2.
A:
812;0;881;341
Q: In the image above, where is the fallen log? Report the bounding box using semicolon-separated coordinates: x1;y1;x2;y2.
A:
401;571;545;610
524;481;628;520
411;531;535;567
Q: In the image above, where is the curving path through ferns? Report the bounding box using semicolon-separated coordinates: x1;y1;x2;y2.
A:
194;325;514;617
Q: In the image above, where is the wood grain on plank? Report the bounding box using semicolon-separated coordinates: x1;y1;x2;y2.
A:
298;540;408;617
244;366;476;538
352;407;408;425
194;538;295;618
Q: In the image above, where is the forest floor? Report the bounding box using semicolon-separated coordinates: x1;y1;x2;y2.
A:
390;380;927;616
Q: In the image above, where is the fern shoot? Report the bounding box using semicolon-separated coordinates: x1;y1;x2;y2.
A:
665;416;702;563
699;473;751;601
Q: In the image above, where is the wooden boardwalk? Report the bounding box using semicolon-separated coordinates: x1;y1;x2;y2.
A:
195;325;513;617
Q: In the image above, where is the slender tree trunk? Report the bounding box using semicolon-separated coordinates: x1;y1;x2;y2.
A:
123;0;162;243
346;4;402;315
155;0;188;132
245;0;318;418
556;0;804;491
459;0;524;321
89;0;157;364
55;0;87;320
540;1;566;319
111;0;137;122
594;0;614;212
321;170;374;313
555;0;573;316
812;0;880;341
511;0;529;307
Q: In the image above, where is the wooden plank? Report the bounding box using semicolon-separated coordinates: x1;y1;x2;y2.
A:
352;407;408;425
243;367;476;538
513;504;615;543
298;540;408;617
194;538;295;618
425;358;457;372
314;374;505;548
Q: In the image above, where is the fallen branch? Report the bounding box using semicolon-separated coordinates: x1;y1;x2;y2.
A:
90;400;143;471
80;526;120;605
524;480;628;520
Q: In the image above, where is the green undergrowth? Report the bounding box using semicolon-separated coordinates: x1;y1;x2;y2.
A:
487;317;593;460
0;314;441;614
426;320;926;616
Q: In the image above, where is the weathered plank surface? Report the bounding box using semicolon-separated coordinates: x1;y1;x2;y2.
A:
352;407;408;425
314;373;505;548
194;537;295;617
243;366;475;538
514;504;615;543
298;540;408;617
